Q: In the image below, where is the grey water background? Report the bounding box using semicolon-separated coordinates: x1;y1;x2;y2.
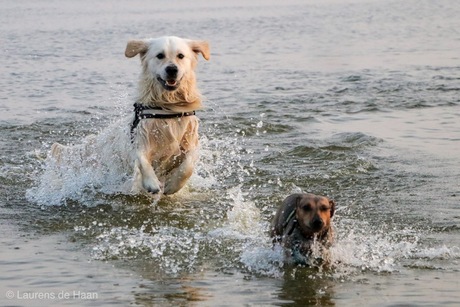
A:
1;0;460;306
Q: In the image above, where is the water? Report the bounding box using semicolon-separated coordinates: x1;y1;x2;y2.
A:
1;0;460;306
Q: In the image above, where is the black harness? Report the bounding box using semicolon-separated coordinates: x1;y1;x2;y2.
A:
130;103;196;141
283;209;297;236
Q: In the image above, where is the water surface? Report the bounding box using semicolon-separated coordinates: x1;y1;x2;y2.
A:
1;0;460;306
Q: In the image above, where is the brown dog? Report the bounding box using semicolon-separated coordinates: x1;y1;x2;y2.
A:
271;193;335;265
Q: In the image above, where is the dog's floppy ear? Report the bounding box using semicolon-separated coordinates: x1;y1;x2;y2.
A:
283;193;303;208
188;40;210;60
329;199;336;218
125;40;149;58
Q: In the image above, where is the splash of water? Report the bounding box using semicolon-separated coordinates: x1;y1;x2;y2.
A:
412;245;460;260
25;105;460;279
26;117;134;206
89;225;204;275
210;186;286;277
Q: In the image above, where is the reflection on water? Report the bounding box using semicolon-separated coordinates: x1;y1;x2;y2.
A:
1;0;460;306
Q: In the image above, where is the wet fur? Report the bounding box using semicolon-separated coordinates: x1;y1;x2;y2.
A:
126;37;209;113
271;193;335;265
51;36;210;196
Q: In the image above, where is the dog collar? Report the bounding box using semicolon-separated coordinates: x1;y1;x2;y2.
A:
130;102;196;140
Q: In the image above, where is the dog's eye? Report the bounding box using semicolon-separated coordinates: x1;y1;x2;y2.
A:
320;205;330;211
302;205;312;211
156;53;165;60
177;53;185;59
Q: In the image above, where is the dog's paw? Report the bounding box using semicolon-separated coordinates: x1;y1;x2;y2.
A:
50;142;68;163
142;179;161;195
163;184;175;195
146;186;160;194
50;142;65;158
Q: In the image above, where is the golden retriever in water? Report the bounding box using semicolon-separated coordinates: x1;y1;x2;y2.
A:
51;36;210;196
271;193;335;265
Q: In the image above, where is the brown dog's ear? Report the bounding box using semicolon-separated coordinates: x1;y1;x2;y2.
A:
329;199;336;218
188;40;210;60
125;40;149;58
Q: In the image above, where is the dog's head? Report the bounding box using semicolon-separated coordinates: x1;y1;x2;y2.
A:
125;36;210;92
295;193;335;236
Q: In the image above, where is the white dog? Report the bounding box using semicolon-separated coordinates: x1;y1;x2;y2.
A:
51;36;210;196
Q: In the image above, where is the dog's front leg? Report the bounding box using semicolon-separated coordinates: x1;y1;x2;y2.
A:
163;151;197;195
135;152;162;194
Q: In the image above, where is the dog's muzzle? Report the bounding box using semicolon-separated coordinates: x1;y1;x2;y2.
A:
157;65;180;91
157;76;180;91
311;216;324;231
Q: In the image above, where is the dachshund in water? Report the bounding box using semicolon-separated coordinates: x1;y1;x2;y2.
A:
271;193;335;265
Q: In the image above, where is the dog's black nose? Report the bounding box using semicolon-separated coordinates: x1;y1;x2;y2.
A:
165;65;178;78
311;216;324;230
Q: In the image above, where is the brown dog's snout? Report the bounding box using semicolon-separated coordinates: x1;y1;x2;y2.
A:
311;215;324;230
165;65;178;79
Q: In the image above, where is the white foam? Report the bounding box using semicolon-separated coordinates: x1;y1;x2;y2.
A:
411;245;460;260
208;186;286;277
27;106;460;278
89;225;204;275
240;243;285;277
26;117;134;206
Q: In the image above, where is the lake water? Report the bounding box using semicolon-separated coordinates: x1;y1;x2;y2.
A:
1;0;460;306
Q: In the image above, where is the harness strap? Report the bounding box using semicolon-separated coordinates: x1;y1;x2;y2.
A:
283;209;296;229
283;209;297;236
130;103;196;141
